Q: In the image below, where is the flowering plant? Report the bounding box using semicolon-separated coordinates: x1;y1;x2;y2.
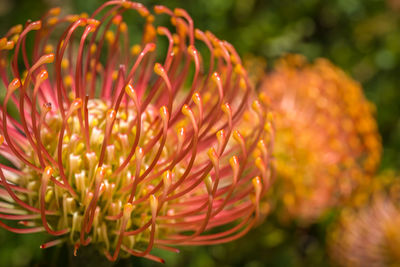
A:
0;1;273;262
259;55;381;223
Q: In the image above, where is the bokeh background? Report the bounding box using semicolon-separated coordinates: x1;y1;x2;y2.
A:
0;0;399;266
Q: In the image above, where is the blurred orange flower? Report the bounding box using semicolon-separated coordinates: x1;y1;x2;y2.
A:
259;54;381;223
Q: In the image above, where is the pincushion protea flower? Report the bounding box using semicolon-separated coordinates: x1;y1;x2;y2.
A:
0;1;274;263
259;54;381;223
329;173;400;267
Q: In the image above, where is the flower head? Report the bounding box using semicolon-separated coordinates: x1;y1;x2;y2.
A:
329;172;400;267
0;1;273;262
259;54;381;223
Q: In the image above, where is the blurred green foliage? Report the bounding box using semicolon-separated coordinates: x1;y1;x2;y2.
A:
0;0;399;266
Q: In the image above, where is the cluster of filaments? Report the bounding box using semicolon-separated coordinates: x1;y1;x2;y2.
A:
0;1;273;262
259;54;381;222
329;196;400;267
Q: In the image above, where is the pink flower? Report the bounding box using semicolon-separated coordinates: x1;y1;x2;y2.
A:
0;1;273;262
259;54;381;223
330;195;400;267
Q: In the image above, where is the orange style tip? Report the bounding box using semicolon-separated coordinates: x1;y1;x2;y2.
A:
99;182;106;194
47;17;58;26
120;22;127;32
44;44;54;54
160;106;169;119
175;18;187;32
221;103;231;114
0;38;6;47
234;64;245;75
216;129;226;141
255;157;265;170
77;19;87;27
71;98;83;109
233;130;244;142
30;21;42;30
1;41;14;50
147;42;156;52
155;5;173;15
125;84;136;98
37;70;48;82
252;176;262;188
86;24;96;33
205;30;215;39
239;78;247;90
146;15;155;23
258;140;267;150
80;12;89;19
8;78;21;91
10;24;23;34
154;63;165;76
137;6;150;17
212;72;221;83
163;171;172;187
204;176;213;193
43;53;55;64
49;7;61;16
44;166;54;177
66;15;79;22
181;104;191;115
174;8;186;17
130;44;141;56
194;29;204;40
251;100;262;113
0;135;4;146
187;45;197;57
121;1;132;9
112;15;122;25
150;195;158;211
217;42;229;57
192;93;201;105
106;109;117;122
258;92;270;104
156;26;166;35
87;18;100;27
40;244;45;249
135;146;144;157
207;147;218;164
153;5;165;14
177;127;185;138
229;156;239;167
97;166;107;177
